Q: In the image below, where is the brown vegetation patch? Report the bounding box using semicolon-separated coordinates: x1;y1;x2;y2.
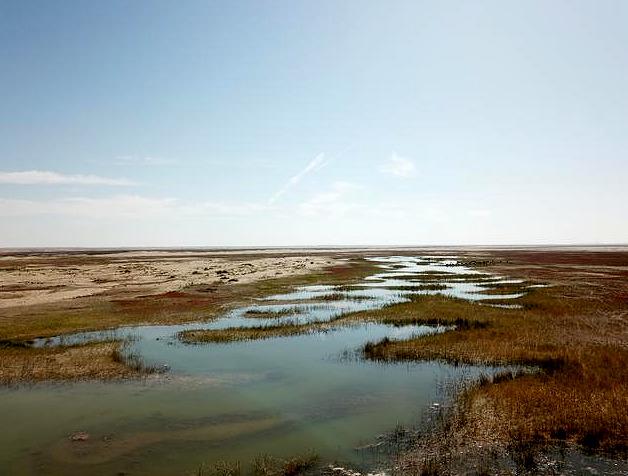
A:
358;251;628;467
196;451;319;476
179;323;321;343
0;341;142;384
341;294;493;332
489;250;628;267
243;308;302;318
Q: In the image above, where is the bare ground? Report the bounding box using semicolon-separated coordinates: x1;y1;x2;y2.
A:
0;250;340;309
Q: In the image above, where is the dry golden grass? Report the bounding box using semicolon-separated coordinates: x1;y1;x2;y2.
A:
0;341;139;384
243;307;303;318
179;323;317;343
359;251;628;460
179;313;353;343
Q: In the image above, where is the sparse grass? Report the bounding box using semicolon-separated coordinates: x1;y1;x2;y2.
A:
340;293;492;331
252;452;318;476
376;284;449;292
314;292;375;301
196;454;318;476
332;284;377;292
196;460;241;476
111;341;160;374
475;297;530;307
381;273;490;282
253;259;379;293
475;280;529;289
179;322;323;343
312;292;348;301
244;307;302;318
0;340;152;384
473;284;528;295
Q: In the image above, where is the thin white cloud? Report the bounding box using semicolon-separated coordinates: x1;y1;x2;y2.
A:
177;201;268;217
0;196;173;218
0;195;265;219
268;153;328;204
380;153;416;178
0;170;136;186
114;155;176;166
298;181;360;216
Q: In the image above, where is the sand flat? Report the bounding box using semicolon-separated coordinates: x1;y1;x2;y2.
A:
0;251;340;309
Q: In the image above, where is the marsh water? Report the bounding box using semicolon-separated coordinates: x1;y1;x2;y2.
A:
0;257;525;475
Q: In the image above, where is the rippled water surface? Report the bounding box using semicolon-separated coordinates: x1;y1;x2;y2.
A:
0;256;525;475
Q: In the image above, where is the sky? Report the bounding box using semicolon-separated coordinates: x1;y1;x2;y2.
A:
1;0;627;247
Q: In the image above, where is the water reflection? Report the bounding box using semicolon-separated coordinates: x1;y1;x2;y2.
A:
4;256;529;475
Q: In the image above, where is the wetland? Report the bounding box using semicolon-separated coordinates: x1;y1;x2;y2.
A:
0;248;626;475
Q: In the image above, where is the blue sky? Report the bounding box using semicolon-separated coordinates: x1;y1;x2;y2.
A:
1;1;627;247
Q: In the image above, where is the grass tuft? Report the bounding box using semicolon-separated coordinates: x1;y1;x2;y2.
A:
252;452;318;476
179;322;322;343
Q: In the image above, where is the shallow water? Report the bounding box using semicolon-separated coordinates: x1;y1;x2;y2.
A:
0;256;524;475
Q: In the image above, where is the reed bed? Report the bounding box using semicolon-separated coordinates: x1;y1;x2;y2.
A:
243;307;303;318
376;284;449;292
179;322;324;343
357;255;628;469
314;292;375;301
0;340;148;384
